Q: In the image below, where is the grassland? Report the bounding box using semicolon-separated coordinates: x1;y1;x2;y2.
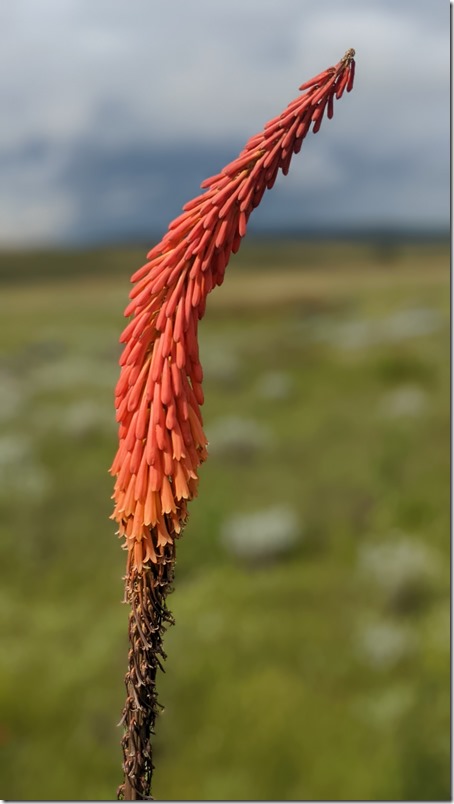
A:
0;239;449;800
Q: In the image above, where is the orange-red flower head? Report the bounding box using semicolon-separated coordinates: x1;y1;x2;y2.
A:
110;49;356;573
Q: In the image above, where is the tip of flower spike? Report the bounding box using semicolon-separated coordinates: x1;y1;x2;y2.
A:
298;48;356;92
342;48;356;63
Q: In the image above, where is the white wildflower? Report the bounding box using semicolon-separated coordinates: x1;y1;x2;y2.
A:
221;504;301;563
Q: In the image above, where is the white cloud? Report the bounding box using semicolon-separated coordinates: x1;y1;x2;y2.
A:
0;192;74;246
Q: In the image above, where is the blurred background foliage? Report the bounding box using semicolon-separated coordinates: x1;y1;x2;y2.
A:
0;237;449;800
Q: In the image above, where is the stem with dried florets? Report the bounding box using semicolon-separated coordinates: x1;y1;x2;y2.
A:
117;546;175;800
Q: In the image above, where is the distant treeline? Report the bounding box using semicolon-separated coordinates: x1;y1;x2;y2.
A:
0;234;449;284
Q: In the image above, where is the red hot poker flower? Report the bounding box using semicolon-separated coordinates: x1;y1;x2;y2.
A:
110;48;356;576
113;50;356;801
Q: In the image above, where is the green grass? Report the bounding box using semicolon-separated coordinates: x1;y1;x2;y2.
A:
0;240;449;800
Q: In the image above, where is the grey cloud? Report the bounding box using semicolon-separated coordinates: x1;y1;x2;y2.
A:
0;0;449;245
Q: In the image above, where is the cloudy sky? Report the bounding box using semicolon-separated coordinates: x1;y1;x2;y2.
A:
0;0;449;247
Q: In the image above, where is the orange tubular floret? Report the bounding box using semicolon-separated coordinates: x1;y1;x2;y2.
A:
156;515;172;548
160;475;177;514
123;474;137;516
144;487;160;527
142;530;158;564
170;423;186;462
174;460;190;501
135;456;149;502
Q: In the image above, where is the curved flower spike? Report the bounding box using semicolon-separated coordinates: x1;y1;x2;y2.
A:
111;48;356;576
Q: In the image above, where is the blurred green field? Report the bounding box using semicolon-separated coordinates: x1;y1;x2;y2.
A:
0;239;450;801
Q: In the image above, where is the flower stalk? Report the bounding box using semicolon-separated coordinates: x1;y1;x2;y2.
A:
112;48;356;800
